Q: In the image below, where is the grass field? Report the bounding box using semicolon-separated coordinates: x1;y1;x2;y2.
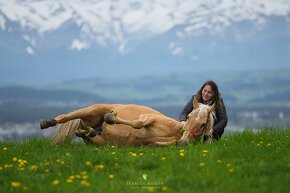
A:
0;129;289;193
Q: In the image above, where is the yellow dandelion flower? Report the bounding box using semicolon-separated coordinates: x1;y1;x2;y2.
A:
112;152;116;155
81;180;90;187
52;180;59;185
226;163;231;167
81;171;87;175
13;157;17;161
139;153;144;156
82;175;88;180
202;153;207;157
5;164;13;168
111;145;116;148
0;166;3;170
161;186;169;191
216;160;222;164
30;165;38;170
161;156;166;160
202;150;208;153
131;153;137;157
18;159;27;164
179;149;185;153
23;186;29;190
66;179;73;183
43;162;50;166
75;175;81;179
85;161;92;166
65;152;72;156
69;175;75;180
108;174;115;179
179;152;185;157
3;147;7;151
228;168;234;173
96;164;104;169
56;159;64;164
11;181;20;187
148;187;155;192
199;162;205;167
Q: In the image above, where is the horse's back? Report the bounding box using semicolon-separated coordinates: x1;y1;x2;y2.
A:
113;104;163;119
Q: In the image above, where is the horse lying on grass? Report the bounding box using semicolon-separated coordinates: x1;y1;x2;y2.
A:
40;97;215;146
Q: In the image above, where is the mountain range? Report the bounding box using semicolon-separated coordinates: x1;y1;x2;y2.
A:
0;0;290;86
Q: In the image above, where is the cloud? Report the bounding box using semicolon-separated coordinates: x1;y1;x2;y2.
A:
0;15;5;30
22;34;35;46
26;46;34;55
70;39;89;51
169;42;183;56
0;0;289;54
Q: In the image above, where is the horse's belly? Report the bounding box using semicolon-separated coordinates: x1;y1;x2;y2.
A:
101;124;176;146
101;124;136;145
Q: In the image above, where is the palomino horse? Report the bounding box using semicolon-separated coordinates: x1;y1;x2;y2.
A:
40;97;215;146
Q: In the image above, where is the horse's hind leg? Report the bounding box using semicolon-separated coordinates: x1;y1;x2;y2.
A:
40;104;118;130
83;135;107;146
40;109;88;130
104;111;155;129
40;119;58;129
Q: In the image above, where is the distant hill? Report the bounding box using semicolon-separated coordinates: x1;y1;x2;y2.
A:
0;69;290;125
0;86;105;122
45;68;290;107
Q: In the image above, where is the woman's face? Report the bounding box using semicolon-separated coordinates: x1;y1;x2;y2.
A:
202;85;213;102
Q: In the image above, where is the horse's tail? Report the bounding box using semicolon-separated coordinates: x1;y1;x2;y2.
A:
53;119;82;145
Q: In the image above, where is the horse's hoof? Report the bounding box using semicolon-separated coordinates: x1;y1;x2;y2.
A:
104;112;116;124
40;119;57;129
75;128;96;138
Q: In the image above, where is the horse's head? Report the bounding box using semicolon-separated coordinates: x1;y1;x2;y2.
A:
178;97;215;146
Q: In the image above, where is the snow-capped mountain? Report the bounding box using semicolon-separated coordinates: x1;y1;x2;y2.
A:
0;0;290;85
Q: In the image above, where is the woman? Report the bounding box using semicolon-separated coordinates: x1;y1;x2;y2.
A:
179;80;228;140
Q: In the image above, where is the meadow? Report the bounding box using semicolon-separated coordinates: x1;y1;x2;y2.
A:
0;129;289;193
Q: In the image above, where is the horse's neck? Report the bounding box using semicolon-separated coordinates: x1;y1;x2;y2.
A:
172;119;185;133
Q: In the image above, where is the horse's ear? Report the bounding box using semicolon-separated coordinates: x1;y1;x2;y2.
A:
193;96;199;109
209;102;216;113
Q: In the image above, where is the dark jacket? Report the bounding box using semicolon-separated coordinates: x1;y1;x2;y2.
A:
179;95;228;139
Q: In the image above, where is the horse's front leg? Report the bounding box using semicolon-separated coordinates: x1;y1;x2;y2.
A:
104;111;155;129
204;129;214;144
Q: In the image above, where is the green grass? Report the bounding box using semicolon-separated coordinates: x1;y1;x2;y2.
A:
0;129;289;193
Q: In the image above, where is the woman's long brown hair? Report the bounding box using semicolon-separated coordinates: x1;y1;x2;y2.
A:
195;80;223;111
